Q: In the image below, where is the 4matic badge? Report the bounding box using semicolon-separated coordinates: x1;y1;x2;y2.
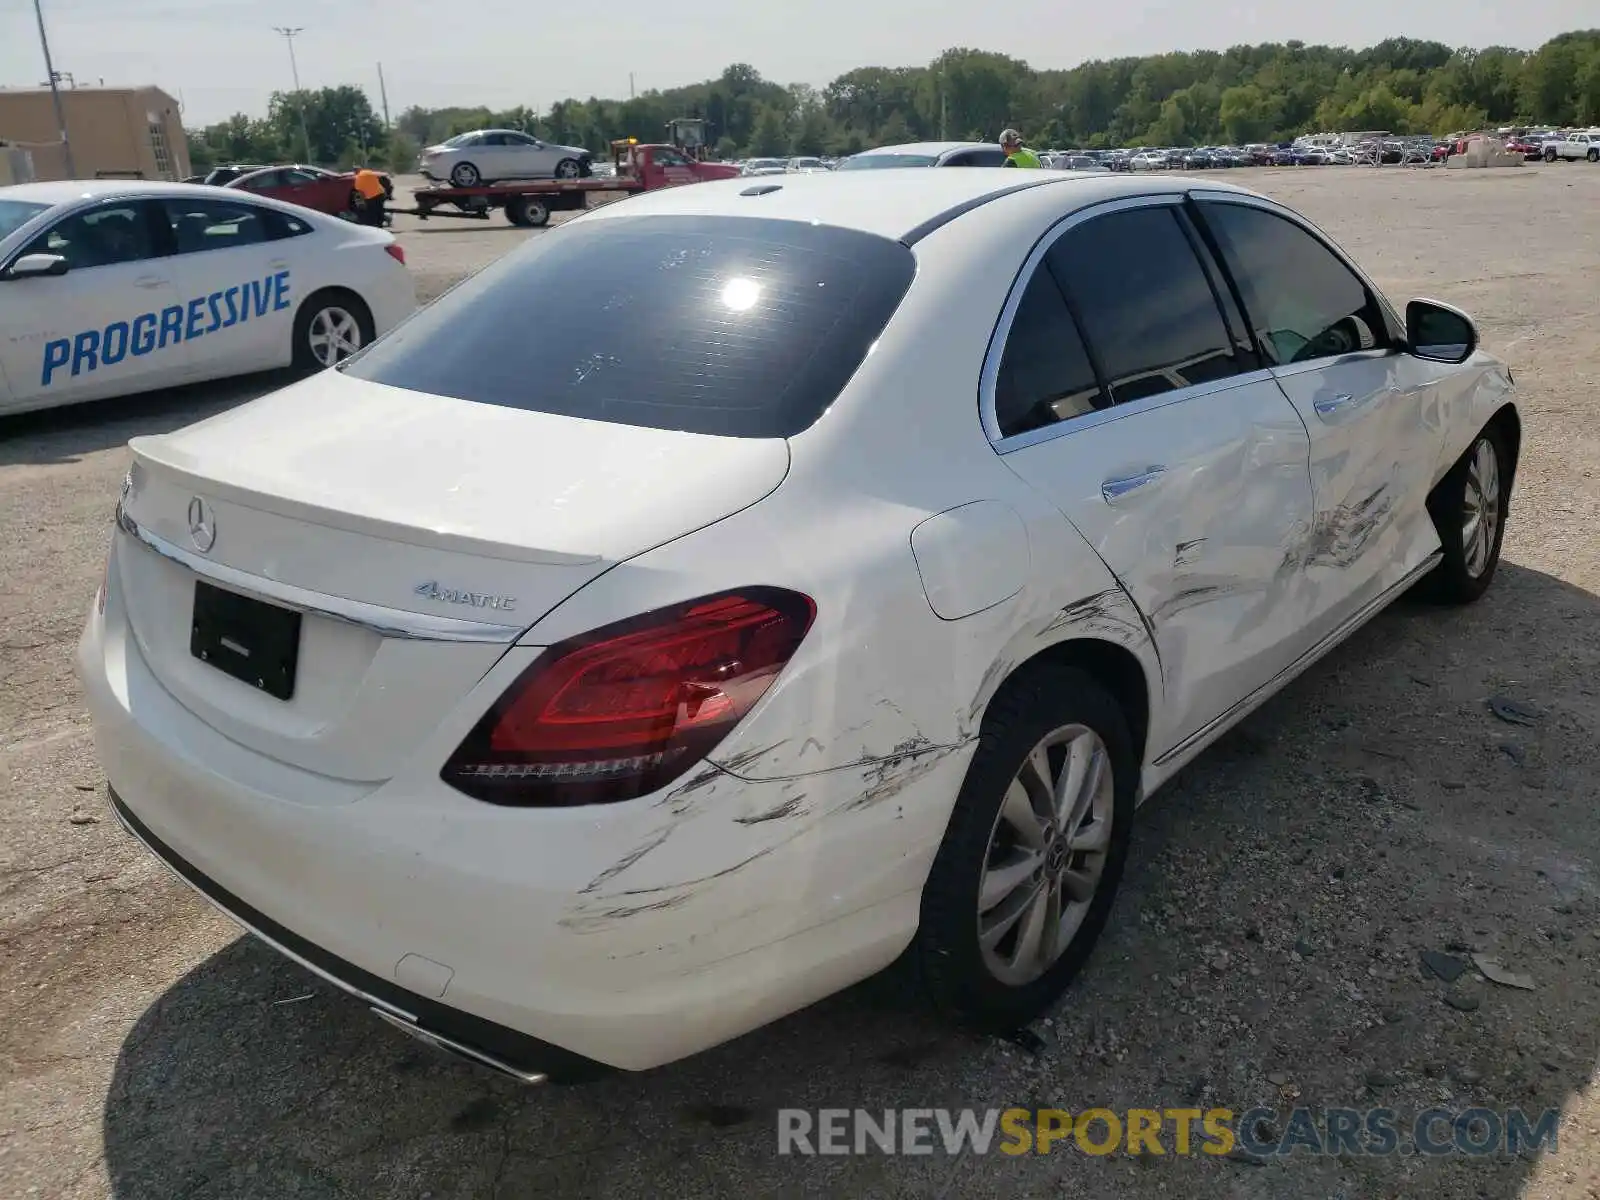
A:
413;581;517;612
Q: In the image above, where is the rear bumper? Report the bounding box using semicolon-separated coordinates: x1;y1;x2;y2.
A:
78;556;965;1071
108;786;602;1083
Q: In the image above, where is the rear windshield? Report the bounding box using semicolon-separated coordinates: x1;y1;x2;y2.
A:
0;199;50;240
837;154;938;170
344;214;916;438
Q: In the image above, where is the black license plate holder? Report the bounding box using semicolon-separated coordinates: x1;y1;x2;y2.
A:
190;580;301;701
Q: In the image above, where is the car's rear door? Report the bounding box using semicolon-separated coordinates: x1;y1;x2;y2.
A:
1190;192;1449;637
988;195;1317;757
154;195;302;381
0;198;186;411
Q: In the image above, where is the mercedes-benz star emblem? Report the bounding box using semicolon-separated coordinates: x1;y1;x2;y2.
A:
187;497;216;553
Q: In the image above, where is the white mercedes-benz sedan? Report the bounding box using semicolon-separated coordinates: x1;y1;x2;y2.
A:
0;180;415;417
80;169;1519;1082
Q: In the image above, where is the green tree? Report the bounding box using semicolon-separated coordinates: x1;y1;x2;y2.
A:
747;105;791;156
269;85;383;164
1219;84;1279;142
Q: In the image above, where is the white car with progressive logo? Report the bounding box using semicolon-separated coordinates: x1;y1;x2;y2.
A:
0;180;415;417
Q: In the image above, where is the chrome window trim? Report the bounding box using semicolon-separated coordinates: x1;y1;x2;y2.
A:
1184;189;1408;350
993;365;1282;453
981;191;1274;454
116;503;521;645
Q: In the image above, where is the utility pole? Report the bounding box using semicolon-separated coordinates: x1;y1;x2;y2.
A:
376;62;391;128
32;0;75;177
629;73;635;99
272;26;314;164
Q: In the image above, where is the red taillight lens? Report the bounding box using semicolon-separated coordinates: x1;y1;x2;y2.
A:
385;243;406;265
442;587;815;806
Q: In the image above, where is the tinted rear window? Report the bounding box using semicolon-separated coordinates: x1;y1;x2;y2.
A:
344;214;916;438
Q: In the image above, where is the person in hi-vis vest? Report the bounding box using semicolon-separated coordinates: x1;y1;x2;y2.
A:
999;129;1043;168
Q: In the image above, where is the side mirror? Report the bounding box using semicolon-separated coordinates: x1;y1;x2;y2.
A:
1406;298;1477;364
3;253;69;280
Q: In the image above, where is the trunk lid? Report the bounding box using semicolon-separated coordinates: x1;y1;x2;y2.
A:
115;370;790;783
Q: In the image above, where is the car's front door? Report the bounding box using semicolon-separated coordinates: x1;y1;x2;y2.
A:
477;132;520;179
156;196;299;381
0;198;185;412
989;196;1317;756
1192;193;1448;636
503;132;552;176
650;147;698;185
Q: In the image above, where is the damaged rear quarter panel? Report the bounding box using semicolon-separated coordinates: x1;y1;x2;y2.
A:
556;743;974;967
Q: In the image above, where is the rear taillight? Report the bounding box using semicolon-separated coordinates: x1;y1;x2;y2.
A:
442;587;815;806
385;243;406;265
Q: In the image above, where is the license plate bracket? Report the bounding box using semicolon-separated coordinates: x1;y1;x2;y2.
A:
190;580;301;701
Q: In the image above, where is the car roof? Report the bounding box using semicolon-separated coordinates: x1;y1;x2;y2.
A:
576;170;1262;243
852;142;993;157
0;178;389;234
0;179;222;205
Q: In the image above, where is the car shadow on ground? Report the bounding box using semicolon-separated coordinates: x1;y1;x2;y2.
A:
100;560;1600;1198
0;371;300;467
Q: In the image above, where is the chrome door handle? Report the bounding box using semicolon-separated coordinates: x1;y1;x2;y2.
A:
132;275;167;289
1101;466;1167;502
1313;391;1368;416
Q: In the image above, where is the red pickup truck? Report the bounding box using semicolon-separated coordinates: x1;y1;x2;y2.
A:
409;142;741;227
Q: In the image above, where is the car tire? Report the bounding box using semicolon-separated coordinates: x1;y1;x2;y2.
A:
505;196;550;228
450;161;481;187
1543;148;1557;162
1420;424;1511;605
913;665;1135;1033
1589;148;1598;163
293;290;376;371
553;158;582;180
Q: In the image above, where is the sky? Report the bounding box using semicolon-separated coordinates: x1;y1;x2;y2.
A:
1;0;1594;126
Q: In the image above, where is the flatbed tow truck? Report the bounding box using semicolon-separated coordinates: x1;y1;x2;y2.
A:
396;132;740;228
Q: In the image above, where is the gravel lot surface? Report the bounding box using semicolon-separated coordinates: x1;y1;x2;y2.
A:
2;163;1598;1199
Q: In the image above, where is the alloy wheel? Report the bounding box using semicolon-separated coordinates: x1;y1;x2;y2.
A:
307;306;363;367
977;724;1115;986
1461;436;1501;579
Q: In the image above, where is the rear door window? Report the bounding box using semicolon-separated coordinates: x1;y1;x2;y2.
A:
993;269;1107;437
160;198;273;253
344;214;917;438
1046;205;1252;404
958;149;1008;167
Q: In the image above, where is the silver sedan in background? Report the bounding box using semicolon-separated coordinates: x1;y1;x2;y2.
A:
418;130;593;187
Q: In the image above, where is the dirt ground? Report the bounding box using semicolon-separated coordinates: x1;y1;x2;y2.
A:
2;163;1598;1199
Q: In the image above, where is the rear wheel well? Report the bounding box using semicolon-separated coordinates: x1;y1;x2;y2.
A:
986;639;1151;770
292;287;374;369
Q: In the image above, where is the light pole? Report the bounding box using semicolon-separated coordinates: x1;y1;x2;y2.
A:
32;0;75;177
272;26;314;163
